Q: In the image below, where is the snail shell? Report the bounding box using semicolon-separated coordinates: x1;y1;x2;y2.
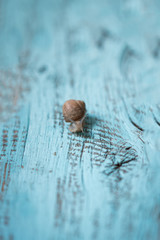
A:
62;99;86;133
63;99;86;122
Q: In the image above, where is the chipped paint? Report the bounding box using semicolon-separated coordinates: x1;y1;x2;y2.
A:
0;0;160;239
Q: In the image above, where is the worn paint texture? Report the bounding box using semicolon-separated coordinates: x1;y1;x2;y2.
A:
0;0;160;239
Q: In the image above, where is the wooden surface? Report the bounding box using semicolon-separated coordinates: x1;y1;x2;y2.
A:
0;0;160;239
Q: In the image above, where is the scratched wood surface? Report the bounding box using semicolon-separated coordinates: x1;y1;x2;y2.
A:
0;0;160;239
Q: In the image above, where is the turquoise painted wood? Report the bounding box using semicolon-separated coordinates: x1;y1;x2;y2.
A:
0;0;160;239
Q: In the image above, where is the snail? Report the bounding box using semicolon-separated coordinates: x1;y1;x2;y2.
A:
62;99;86;133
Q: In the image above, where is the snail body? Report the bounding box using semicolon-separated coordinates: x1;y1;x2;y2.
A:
63;99;86;132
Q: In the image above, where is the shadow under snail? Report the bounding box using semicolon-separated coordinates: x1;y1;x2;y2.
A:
62;99;86;133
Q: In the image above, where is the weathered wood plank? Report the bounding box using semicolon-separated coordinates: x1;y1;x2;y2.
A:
0;0;160;239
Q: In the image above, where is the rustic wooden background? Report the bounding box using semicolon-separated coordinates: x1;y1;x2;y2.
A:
0;0;160;239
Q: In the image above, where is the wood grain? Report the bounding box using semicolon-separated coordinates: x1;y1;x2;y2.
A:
0;0;160;239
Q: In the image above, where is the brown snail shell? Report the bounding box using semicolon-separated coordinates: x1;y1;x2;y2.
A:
62;99;86;133
63;99;86;122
